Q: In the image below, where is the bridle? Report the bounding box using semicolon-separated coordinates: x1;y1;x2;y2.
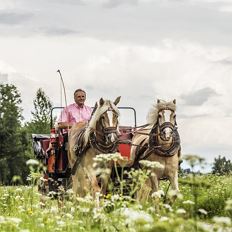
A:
148;108;180;157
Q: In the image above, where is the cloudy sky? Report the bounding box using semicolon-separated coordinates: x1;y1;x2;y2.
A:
0;0;232;166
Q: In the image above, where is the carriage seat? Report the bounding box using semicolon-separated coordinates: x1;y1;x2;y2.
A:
118;126;133;161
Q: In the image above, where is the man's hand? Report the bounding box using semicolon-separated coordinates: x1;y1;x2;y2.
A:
57;122;73;129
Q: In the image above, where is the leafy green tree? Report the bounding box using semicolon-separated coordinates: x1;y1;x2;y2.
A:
212;155;232;175
26;88;53;134
0;84;30;184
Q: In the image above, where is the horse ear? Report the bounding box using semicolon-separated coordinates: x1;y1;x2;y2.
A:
114;96;121;105
173;99;176;104
94;102;98;108
99;98;104;106
157;99;160;103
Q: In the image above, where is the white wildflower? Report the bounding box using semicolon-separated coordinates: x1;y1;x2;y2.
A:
48;191;57;197
122;208;153;225
198;222;213;231
168;189;182;199
50;206;59;213
198;208;208;215
26;159;39;166
139;160;164;170
79;207;90;213
56;220;65;227
93;208;105;221
213;216;231;226
39;176;47;182
15;195;21;200
183;200;195;205
66;189;74;195
0;216;5;224
39;202;46;207
38;223;45;228
18;206;25;213
225;199;232;211
176;208;186;214
95;168;111;176
147;207;156;214
111;194;120;201
163;204;173;212
151;190;164;199
15;188;23;193
94;152;123;163
65;213;73;219
160;216;169;222
7;217;22;225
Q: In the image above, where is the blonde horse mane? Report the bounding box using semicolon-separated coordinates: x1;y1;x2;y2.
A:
83;99;120;145
146;99;176;124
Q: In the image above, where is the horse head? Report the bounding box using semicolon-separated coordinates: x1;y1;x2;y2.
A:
147;99;179;153
156;99;177;141
86;96;121;150
97;96;121;144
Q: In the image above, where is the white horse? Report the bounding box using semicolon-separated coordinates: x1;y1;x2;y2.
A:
130;99;181;195
68;97;121;197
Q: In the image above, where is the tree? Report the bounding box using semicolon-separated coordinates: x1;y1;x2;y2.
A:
0;84;30;184
26;88;53;134
212;155;232;175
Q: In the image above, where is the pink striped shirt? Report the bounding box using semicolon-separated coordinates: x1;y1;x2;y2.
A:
58;103;92;124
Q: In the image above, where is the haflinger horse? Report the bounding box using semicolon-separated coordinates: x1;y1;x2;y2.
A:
68;96;121;197
130;99;181;197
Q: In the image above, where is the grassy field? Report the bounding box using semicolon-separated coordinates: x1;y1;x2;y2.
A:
0;164;232;232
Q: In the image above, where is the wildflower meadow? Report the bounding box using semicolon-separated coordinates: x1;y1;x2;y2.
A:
0;154;231;232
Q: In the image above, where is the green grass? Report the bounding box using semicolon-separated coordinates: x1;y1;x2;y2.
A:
0;174;231;232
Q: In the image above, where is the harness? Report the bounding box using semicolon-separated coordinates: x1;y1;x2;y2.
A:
89;131;118;154
133;120;181;167
71;108;119;175
148;122;180;157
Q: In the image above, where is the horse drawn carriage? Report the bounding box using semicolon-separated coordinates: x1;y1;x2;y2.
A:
32;97;181;197
32;102;137;194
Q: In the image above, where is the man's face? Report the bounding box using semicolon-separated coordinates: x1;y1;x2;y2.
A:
74;91;86;107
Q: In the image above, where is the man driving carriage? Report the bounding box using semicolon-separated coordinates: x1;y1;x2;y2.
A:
52;88;92;178
57;88;92;129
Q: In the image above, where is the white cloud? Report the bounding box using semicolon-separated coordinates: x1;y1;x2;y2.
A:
0;0;232;164
219;5;232;12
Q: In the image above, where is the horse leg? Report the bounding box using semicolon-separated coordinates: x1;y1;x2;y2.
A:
100;162;113;195
90;175;101;197
150;173;159;193
169;170;179;192
166;170;179;204
100;175;110;195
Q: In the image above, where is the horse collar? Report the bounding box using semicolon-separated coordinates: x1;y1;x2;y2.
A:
149;123;180;157
89;131;118;154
